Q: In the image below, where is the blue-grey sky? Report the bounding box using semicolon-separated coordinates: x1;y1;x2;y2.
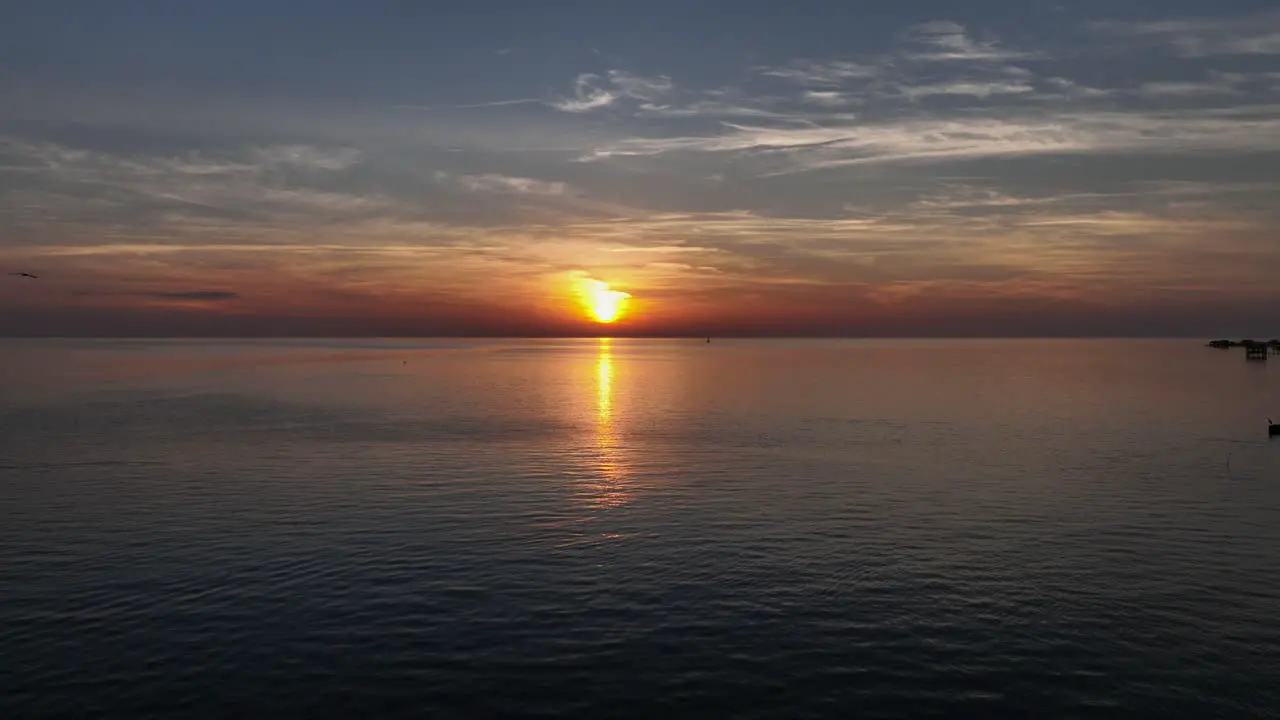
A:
2;1;1278;336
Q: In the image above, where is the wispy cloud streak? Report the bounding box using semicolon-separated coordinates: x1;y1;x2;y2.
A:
1092;11;1280;57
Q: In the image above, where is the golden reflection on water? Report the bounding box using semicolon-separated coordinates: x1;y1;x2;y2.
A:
587;337;630;509
597;338;612;422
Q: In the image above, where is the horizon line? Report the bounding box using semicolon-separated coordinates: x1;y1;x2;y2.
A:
0;334;1244;341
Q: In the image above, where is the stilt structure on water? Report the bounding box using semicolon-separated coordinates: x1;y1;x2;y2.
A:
1204;338;1280;355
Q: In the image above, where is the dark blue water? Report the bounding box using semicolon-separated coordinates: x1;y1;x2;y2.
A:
2;339;1278;718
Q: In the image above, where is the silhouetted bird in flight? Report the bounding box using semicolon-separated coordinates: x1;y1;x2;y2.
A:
9;272;38;279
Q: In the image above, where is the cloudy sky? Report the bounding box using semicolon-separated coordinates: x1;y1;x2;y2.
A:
2;0;1278;336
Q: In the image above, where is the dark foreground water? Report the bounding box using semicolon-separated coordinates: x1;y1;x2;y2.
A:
1;338;1278;718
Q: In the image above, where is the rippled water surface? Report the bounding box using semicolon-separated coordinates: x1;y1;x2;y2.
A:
2;338;1279;718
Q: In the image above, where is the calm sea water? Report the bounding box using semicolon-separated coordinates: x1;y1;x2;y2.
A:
1;338;1278;718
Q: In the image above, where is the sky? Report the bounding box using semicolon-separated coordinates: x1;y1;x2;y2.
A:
1;0;1278;337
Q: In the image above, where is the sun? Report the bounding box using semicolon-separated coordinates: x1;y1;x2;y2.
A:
575;276;632;324
589;287;630;323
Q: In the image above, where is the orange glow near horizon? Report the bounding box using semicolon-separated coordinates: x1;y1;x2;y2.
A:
574;276;632;324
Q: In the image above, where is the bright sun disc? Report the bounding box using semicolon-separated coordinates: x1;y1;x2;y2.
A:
576;278;631;324
590;289;629;323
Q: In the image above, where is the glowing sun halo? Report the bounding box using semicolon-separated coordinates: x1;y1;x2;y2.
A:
576;277;632;324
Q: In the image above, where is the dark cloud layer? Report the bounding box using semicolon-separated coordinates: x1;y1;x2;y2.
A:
141;291;239;301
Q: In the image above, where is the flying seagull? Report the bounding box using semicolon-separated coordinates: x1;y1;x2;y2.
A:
9;272;38;279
